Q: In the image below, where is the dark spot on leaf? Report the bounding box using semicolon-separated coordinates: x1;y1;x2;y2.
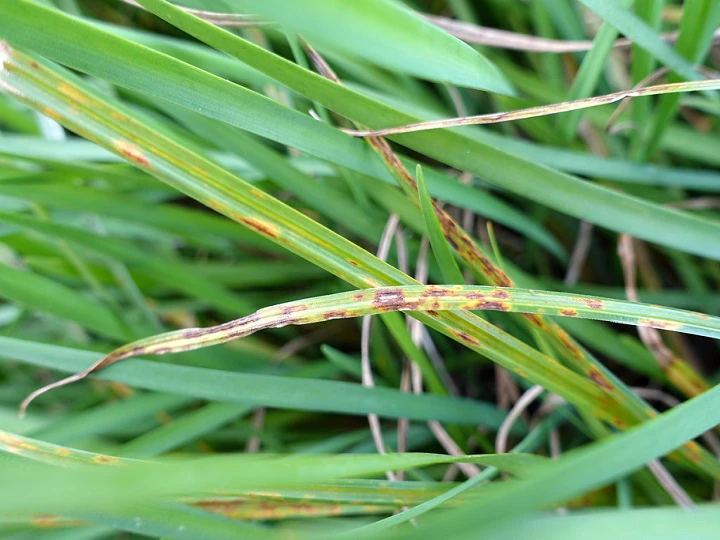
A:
453;331;480;346
281;305;308;315
239;217;279;238
583;298;604;309
560;308;578;317
588;370;612;391
372;289;405;309
492;289;510;299
114;141;151;168
472;300;510;311
323;310;349;320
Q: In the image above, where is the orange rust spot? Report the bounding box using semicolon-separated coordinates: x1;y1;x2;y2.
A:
637;318;682;331
32;515;66;528
683;441;703;464
348;259;360;267
92;454;120;465
555;329;585;360
560;308;578;317
239;217;280;238
588;370;613;391
611;417;626;429
58;82;89;104
206;199;227;213
583;298;604;309
41;106;62;121
113;140;151;168
491;288;510;299
0;432;22;446
110;111;127;121
352;293;364;301
514;368;527;378
29;60;40;69
55;448;71;456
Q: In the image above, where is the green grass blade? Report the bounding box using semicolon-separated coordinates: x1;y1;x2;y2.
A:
0;337;512;428
228;0;513;93
415;166;464;284
0;44;616;433
579;0;705;82
0;212;254;315
400;380;720;537
3;1;719;260
0;261;129;340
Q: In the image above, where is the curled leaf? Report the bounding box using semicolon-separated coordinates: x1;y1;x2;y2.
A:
21;285;719;414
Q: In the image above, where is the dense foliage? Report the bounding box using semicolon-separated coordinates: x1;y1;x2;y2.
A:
0;0;719;537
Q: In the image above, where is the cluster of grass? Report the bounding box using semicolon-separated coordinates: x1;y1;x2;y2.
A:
0;0;719;537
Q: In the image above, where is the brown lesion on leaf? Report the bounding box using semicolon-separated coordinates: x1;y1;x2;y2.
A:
560;308;579;317
113;140;152;168
637;318;682;331
491;289;511;299
588;369;613;391
239;217;280;239
397;300;422;311
323;310;350;321
582;298;604;309
421;286;453;298
182;328;204;339
471;300;511;311
91;454;120;465
281;305;308;316
348;259;360;267
451;330;481;347
555;329;585;360
371;288;406;310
